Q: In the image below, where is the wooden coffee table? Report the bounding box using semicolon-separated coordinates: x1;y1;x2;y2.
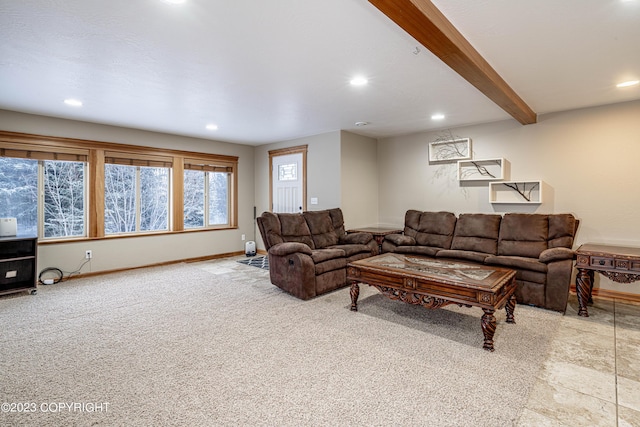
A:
347;253;517;351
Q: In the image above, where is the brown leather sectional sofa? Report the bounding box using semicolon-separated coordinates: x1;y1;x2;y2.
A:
382;210;579;312
257;208;378;300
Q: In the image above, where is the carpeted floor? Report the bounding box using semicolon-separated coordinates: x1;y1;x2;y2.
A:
0;258;561;426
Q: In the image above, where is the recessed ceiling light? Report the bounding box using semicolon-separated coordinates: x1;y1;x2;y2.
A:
350;76;368;86
355;121;370;127
206;124;218;130
162;0;186;4
617;80;639;88
64;99;83;107
431;113;445;120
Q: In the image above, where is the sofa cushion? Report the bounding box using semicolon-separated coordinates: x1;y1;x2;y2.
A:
548;214;577;248
395;245;440;257
340;232;373;245
405;211;456;249
279;213;315;248
485;255;548;273
310;248;345;263
314;257;347;275
304;210;340;249
327;208;347;239
403;210;423;234
451;213;501;254
436;250;491;263
498;214;548;258
257;211;284;248
328;244;371;258
385;234;416;246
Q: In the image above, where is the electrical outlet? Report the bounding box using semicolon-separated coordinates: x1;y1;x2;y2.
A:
85;250;93;259
241;234;246;241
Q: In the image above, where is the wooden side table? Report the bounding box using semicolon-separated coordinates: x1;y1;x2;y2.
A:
575;243;640;317
347;226;403;252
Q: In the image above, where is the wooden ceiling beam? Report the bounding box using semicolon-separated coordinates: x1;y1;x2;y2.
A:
369;0;537;125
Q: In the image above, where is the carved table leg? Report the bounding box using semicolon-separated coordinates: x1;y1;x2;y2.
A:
576;268;592;317
505;294;516;324
481;308;496;352
350;282;360;312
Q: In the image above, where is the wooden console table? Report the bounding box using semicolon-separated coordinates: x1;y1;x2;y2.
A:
575;243;640;317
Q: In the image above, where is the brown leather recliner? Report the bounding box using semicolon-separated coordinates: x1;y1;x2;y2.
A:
257;208;378;300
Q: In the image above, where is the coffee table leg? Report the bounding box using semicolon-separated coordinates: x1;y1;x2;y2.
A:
505;294;516;324
350;282;360;312
481;308;496;352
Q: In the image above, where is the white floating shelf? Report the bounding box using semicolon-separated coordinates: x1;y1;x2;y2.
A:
489;180;543;204
457;158;508;181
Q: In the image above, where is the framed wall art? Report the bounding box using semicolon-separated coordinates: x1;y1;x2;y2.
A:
428;138;471;163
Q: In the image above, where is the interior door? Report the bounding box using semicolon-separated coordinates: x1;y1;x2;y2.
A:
271;152;304;213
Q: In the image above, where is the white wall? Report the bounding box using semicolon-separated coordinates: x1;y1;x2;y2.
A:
377;100;640;295
253;131;342;248
0;109;256;275
340;131;379;227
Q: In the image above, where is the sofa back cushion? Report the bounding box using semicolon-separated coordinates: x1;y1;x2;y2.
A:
304;210;339;248
548;214;578;248
326;208;346;239
404;211;456;249
278;213;315;248
451;214;502;254
498;214;548;258
257;211;282;249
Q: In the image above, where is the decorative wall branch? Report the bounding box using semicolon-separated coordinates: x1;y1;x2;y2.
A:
429;131;471;163
457;158;505;181
489;180;543;204
470;161;497;178
502;181;539;202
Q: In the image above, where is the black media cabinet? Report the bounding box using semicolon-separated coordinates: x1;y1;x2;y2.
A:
0;235;37;296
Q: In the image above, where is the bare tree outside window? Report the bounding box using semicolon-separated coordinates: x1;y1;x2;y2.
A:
208;172;229;225
184;170;205;228
105;164;169;234
0;157;38;236
105;164;136;234
43;161;85;237
184;170;229;228
140;167;168;231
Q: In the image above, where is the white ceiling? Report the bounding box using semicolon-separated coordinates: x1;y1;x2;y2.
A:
1;0;639;146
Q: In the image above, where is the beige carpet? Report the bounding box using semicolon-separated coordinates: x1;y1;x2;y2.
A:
0;260;562;426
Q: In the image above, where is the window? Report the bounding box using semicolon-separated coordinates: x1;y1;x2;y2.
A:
43;161;86;238
1;131;238;240
183;169;230;229
0;157;38;236
0;157;86;239
183;169;204;228
104;151;171;235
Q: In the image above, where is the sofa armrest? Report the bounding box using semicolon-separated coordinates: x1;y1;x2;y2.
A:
269;242;313;257
539;247;574;263
385;233;416;246
339;232;373;245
